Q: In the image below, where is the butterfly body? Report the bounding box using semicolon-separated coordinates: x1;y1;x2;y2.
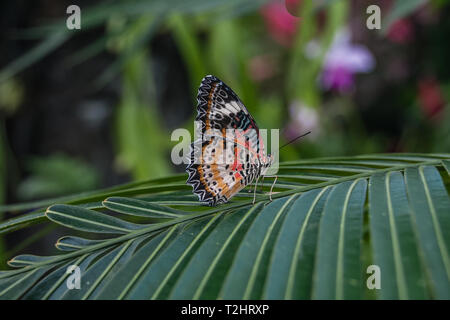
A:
186;75;273;206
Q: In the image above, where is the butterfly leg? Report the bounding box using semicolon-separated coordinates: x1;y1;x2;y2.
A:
252;176;260;205
259;175;265;194
248;171;258;193
262;175;278;205
269;175;278;202
250;176;265;194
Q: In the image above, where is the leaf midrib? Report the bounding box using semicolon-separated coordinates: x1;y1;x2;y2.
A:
242;195;296;300
284;186;330;299
46;209;138;233
386;172;408;299
103;200;181;218
419;166;450;281
335;179;360;300
190;204;263;300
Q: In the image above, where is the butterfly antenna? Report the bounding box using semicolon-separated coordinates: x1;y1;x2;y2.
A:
279;131;311;150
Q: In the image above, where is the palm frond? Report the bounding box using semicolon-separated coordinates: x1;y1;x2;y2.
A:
0;153;449;299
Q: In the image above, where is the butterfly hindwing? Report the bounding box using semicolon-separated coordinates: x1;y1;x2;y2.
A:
186;135;261;206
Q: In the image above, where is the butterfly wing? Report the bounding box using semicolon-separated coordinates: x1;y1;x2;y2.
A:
196;75;268;161
196;75;256;133
186;137;251;205
186;75;266;205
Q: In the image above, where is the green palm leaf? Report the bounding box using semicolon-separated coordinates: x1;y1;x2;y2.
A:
0;153;449;300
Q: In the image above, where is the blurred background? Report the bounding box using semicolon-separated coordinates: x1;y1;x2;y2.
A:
0;0;449;264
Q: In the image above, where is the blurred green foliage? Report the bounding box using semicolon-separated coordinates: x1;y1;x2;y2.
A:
17;154;100;200
0;123;6;268
0;0;449;200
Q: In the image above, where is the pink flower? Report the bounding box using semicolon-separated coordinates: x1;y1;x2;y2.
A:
418;77;445;119
387;18;414;44
261;0;301;47
285;0;302;17
320;29;375;93
248;54;277;82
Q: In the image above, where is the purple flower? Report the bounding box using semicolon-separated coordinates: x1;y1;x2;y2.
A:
285;100;319;141
320;29;375;92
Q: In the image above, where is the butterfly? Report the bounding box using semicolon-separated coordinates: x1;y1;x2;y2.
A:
186;75;277;206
